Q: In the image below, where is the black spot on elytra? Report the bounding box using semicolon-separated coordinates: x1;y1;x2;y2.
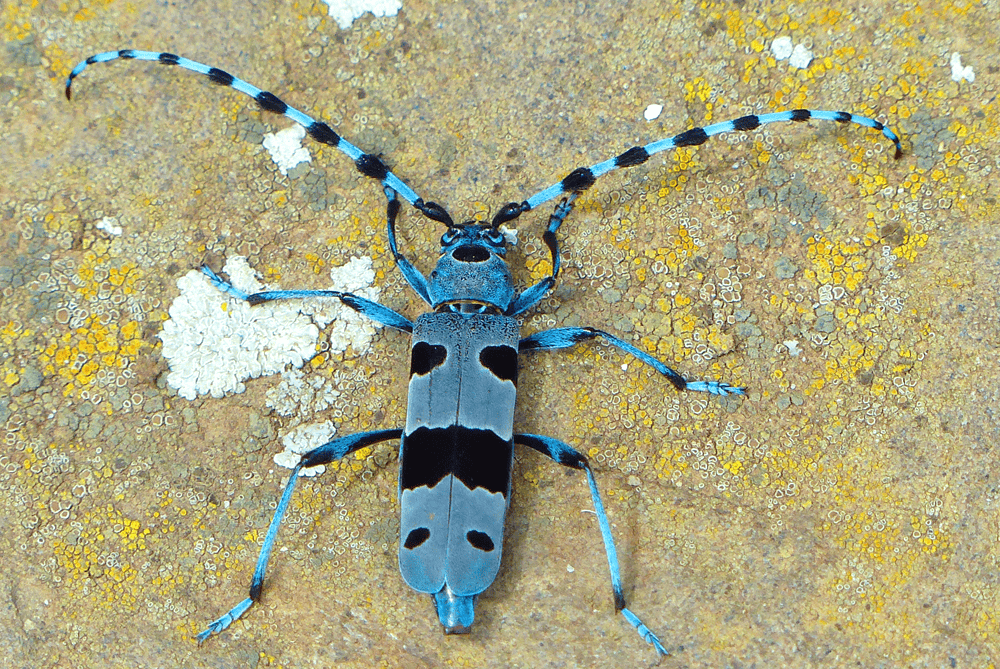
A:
400;426;513;494
479;345;517;383
411;342;447;376
404;527;431;549
467;530;495;552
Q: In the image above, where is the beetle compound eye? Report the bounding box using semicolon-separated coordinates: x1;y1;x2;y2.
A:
484;229;504;245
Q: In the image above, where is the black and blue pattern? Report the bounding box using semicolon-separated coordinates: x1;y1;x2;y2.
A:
66;50;453;224
67;49;901;233
67;47;903;657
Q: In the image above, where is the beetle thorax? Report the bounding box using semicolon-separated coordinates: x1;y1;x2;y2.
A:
426;224;515;312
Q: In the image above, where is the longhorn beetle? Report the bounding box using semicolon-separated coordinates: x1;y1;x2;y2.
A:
66;49;902;656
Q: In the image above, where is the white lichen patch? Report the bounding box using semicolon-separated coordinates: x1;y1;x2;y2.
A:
771;36;794;60
499;225;519;246
788;44;813;70
273;420;338;477
310;256;383;353
950;52;975;83
95;216;123;236
322;0;402;30
643;103;663;121
771;36;813;70
159;256;381;400
266;366;341;418
262;125;311;175
783;340;802;357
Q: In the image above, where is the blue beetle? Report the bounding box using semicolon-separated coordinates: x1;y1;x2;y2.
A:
67;49;901;656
